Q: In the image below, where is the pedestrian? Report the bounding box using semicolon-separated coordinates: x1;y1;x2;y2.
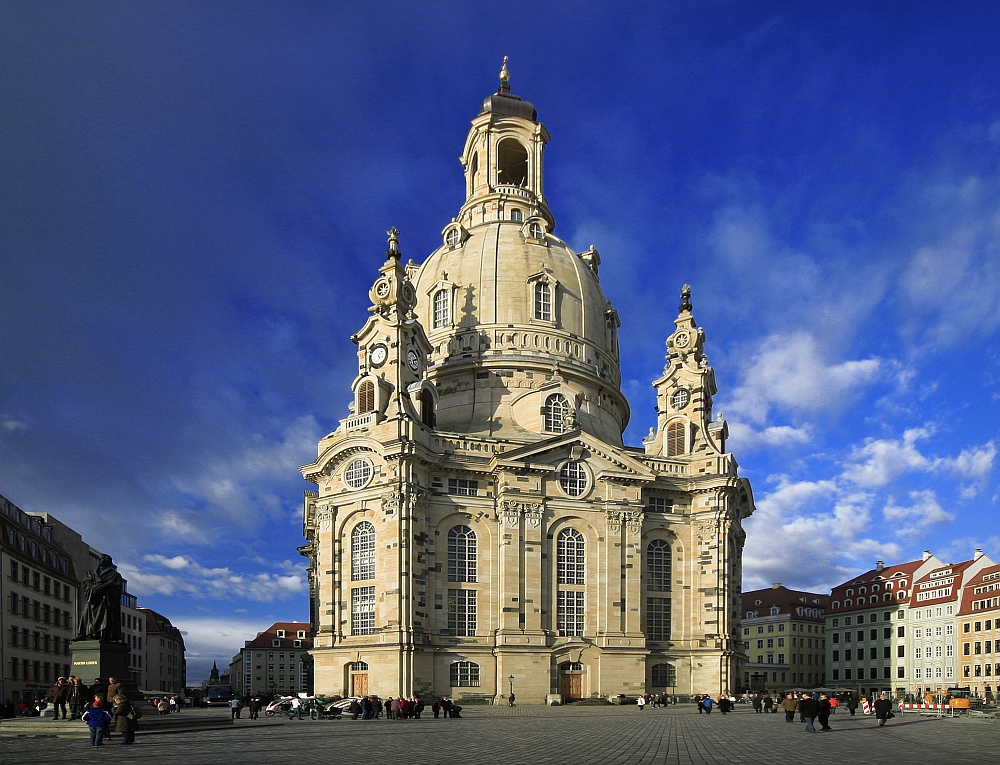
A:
717;695;732;714
780;693;797;722
386;696;395;719
695;694;704;713
751;693;762;713
82;700;112;747
413;697;424;718
762;693;774;713
230;696;242;719
49;677;70;720
847;696;858;716
68;677;88;719
289;695;302;720
373;696;384;718
431;698;439;718
873;693;894;727
89;678;107;706
169;695;177;713
637;695;646;711
818;694;832;731
157;697;169;715
829;696;838;715
508;693;516;707
105;676;123;703
112;694;139;745
701;695;714;714
797;694;819;733
248;696;261;720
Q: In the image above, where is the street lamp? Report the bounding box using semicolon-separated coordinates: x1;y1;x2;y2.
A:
508;675;515;696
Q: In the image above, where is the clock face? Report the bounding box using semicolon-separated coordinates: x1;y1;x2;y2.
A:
672;388;690;410
406;349;420;371
674;332;689;349
370;344;388;367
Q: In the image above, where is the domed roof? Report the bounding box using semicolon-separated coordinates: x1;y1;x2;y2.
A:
413;222;610;358
402;71;629;444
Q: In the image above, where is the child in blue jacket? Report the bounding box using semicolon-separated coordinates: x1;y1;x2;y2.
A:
82;700;112;746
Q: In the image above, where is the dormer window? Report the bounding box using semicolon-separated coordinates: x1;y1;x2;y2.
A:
277;630;286;638
433;289;451;329
297;630;306;639
446;228;459;246
529;221;543;240
543;393;570;433
534;282;552;321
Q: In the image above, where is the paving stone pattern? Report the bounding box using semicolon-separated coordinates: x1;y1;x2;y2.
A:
1;705;993;765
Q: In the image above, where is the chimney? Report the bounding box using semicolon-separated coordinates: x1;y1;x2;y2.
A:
875;560;884;572
923;550;932;561
974;548;984;560
772;583;782;589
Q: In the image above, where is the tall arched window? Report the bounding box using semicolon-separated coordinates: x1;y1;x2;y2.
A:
448;525;477;582
646;539;671;641
646;540;672;592
557;529;585;585
557;528;586;637
433;289;450;328
351;522;375;580
420;389;436;427
543;393;569;433
497;138;528;186
358;380;375;414
666;421;685;457
534;281;552;321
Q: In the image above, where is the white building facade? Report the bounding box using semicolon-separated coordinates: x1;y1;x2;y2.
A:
299;69;755;704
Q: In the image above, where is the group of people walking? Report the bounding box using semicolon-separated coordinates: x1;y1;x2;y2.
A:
345;695;462;719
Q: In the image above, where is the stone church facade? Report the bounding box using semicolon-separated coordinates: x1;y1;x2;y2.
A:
299;67;754;704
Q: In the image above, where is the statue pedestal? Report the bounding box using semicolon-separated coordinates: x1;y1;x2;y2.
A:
71;639;142;702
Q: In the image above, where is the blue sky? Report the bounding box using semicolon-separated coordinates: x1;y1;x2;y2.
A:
3;2;999;683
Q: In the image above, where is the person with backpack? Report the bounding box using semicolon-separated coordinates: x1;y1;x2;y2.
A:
112;694;140;745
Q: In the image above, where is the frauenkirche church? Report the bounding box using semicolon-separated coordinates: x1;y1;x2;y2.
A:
299;64;755;704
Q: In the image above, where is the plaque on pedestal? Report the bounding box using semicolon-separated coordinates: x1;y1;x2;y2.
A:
70;639;142;702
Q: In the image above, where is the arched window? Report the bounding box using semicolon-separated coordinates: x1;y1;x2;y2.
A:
651;663;676;687
510;208;523;223
646;539;672;592
666;421;685;457
351;522;375;580
420;388;436;427
449;661;480;687
448;525;477;582
534;281;552;321
358;380;375;414
351;661;369;671
445;228;459;246
557;529;585;584
433;289;450;328
497;138;528;186
543;393;569;433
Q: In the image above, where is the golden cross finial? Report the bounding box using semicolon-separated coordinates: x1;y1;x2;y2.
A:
500;56;509;83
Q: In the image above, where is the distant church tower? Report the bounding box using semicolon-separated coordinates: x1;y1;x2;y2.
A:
299;63;755;703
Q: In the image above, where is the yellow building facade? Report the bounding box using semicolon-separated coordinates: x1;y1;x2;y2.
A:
299;69;755;704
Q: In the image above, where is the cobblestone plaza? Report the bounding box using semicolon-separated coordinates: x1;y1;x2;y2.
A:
2;705;993;765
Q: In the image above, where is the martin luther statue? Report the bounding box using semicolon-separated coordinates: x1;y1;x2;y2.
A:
77;554;124;642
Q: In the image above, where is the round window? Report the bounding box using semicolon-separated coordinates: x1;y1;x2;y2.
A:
671;388;690;410
558;461;588;497
344;458;373;489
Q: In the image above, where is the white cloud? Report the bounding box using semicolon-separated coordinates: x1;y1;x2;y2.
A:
118;554;308;603
728;421;811;450
844;428;996;493
2;414;27;432
883;490;954;540
742;476;899;590
727;331;881;425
